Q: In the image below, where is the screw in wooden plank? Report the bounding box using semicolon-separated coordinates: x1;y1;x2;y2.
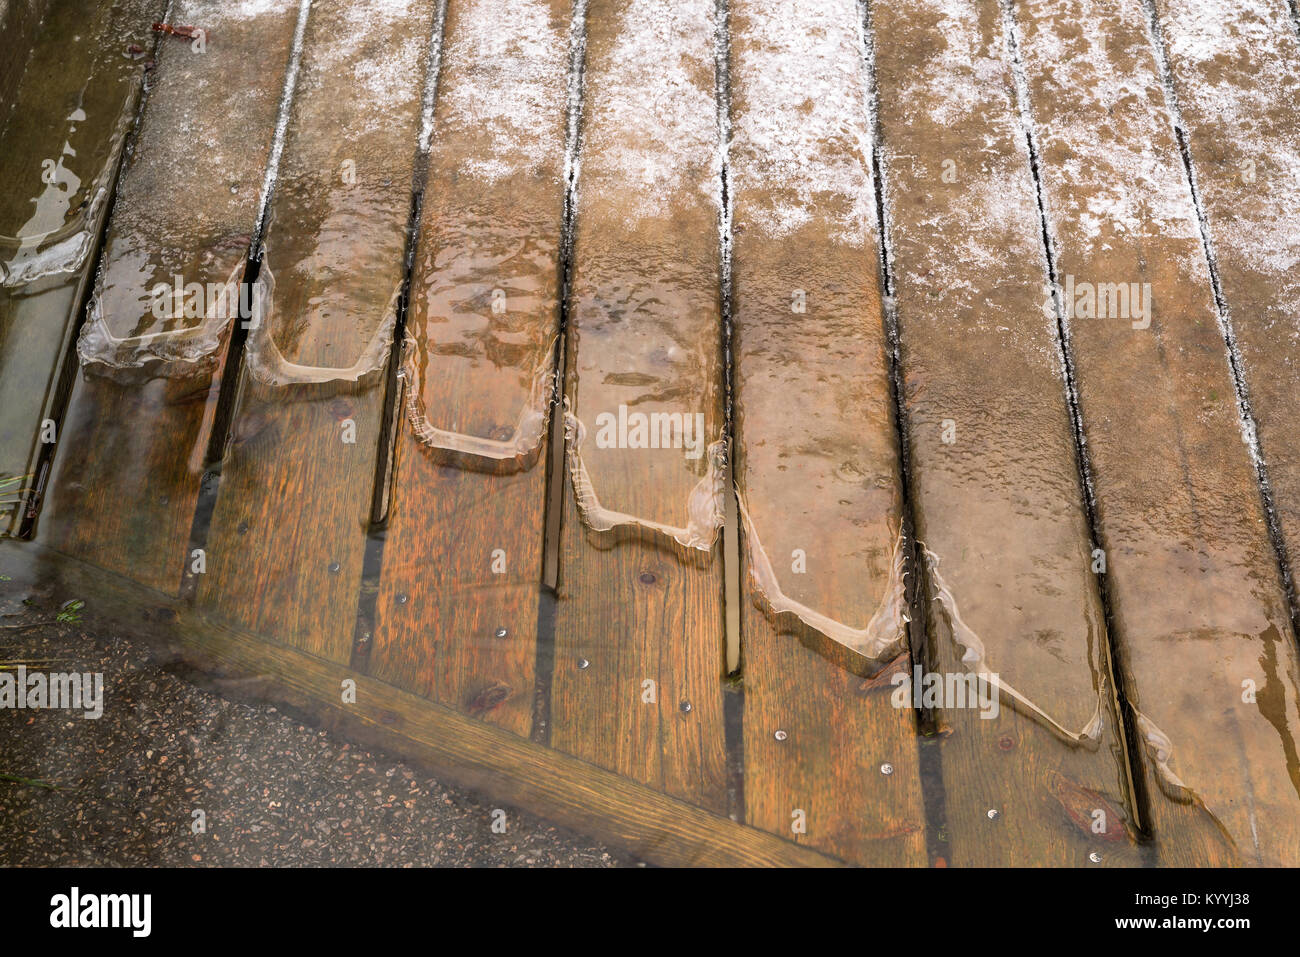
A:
880;763;893;775
577;657;590;670
774;729;788;741
679;700;692;713
986;808;1000;820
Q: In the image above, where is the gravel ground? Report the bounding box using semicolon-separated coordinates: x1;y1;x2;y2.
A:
0;598;638;867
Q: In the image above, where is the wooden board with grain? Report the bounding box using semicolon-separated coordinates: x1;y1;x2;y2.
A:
195;0;438;665
0;0;163;536
549;0;728;812
33;0;304;595
726;0;925;865
1010;0;1300;866
367;0;574;736
871;0;1142;866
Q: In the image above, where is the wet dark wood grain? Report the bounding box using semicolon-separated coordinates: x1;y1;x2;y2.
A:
196;0;438;665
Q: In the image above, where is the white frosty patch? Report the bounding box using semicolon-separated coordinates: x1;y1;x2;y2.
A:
728;0;876;245
438;0;569;183
1156;0;1300;281
580;0;719;223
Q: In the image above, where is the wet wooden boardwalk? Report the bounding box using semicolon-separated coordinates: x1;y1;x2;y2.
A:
3;0;1300;866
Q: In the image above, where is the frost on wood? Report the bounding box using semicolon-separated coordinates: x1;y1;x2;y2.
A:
437;0;570;183
727;0;876;245
579;0;720;223
1156;0;1300;344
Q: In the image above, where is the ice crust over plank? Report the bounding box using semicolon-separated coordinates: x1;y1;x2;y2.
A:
0;103;135;287
75;0;306;373
561;0;726;548
564;400;726;551
722;0;909;670
242;0;435;386
401;0;570;464
925;546;1105;744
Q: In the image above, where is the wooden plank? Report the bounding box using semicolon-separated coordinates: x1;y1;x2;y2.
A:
550;0;728;812
32;0;306;594
1149;0;1300;569
0;537;842;868
1010;0;1300;866
195;0;438;665
871;0;1142;865
726;0;925;865
0;0;163;536
368;0;573;736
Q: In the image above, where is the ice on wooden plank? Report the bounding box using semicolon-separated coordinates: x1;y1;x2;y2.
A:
242;0;436;386
75;0;304;373
399;0;570;467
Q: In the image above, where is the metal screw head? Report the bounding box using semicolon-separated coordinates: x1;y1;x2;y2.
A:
774;729;788;742
494;627;508;639
987;808;1000;820
679;700;692;713
880;763;893;775
328;561;341;574
577;657;590;670
396;593;408;604
1089;852;1102;864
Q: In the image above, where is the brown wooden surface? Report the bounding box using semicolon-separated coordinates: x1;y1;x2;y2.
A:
1150;0;1300;574
872;0;1141;866
727;0;925;865
369;0;574;736
34;0;304;594
1012;0;1300;867
0;537;840;868
0;0;163;536
550;0;728;813
196;0;438;665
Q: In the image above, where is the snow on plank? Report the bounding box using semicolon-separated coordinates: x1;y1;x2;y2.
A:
0;0;164;535
872;0;1141;865
549;0;729;812
195;0;438;664
368;0;573;735
1011;0;1300;866
727;0;924;864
